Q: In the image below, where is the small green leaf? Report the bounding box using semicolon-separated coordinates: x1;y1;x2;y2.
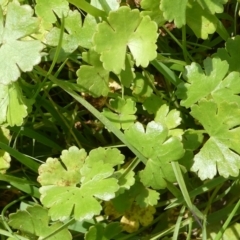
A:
0;2;43;84
191;100;240;180
125;121;184;189
93;6;158;74
176;58;240;108
213;36;240;72
102;97;137;130
130;181;159;208
8;205;72;240
77;49;109;97
143;94;164;114
160;0;188;28
154;104;181;130
113;169;135;194
132;73;153;101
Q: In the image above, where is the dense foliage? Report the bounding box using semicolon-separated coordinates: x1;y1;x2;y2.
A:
1;0;240;239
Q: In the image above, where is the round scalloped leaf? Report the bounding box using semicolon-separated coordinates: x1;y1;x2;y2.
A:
38;147;120;221
93;6;158;74
175;58;240;108
160;0;187;28
125;121;184;189
0;2;43;85
191;100;240;180
102;97;137;130
154;104;181;130
8;205;72;240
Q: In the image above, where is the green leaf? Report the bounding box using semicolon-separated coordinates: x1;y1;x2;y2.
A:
93;6;158;74
160;0;188;28
0;150;10;174
8;205;72;240
0;2;43;84
213;36;240;72
186;0;218;39
154;104;181;130
132;73;153;101
143;94;164;114
0;83;32;126
191;100;240;180
77;49;109;97
176;57;240;108
102;97;137;130
125;121;184;189
38;146;120;221
130;181;159;208
113;169;135;194
35;0;69;29
140;0;165;26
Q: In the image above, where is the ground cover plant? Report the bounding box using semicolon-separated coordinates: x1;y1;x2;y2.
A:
1;0;240;239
